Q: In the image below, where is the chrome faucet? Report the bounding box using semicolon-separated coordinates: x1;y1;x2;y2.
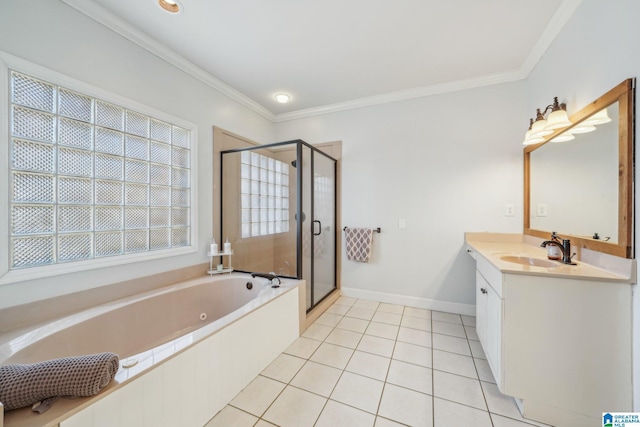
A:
540;238;576;265
250;272;281;288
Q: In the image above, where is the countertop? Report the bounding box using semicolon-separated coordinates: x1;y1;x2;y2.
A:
465;232;635;283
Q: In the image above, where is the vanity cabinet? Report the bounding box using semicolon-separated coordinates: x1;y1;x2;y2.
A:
467;239;633;427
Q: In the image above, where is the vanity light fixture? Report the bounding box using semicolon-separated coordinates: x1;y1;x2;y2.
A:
274;93;291;104
523;96;572;145
158;0;181;14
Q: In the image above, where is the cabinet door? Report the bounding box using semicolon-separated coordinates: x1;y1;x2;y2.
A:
475;271;488;345
476;270;503;388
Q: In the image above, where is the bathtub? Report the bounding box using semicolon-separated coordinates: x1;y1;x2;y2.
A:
0;273;303;427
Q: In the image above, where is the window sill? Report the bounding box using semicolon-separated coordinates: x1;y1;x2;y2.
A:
0;246;198;285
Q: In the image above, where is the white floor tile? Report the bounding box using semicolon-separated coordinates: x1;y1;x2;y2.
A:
284;337;322;359
346;306;376;320
378;383;433;427
302;323;334;341
374;417;406;426
386;359;432;395
254;421;277;427
397;327;431;347
310;342;355;369
346;350;391;381
432;333;471;356
461;315;477;327
335;296;357;306
377;303;405;315
357;335;396;357
432;320;466;338
469;339;487;359
331;371;385;414
465;325;480;341
229;375;285;417
400;315;431;331
365;322;399;340
372;311;402;325
432;311;463;324
474;358;496;384
261;353;306;383
433;349;478;379
403;307;431;319
326;304;351;316
262;386;326;427
393;341;432;368
354;299;381;310
337;316;370;333
315;312;343;327
315;400;376;427
205;405;257;427
290;361;342;397
432;370;486;410
325;328;363;348
434;397;492;427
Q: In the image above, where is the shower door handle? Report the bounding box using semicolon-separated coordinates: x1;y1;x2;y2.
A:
313;220;322;236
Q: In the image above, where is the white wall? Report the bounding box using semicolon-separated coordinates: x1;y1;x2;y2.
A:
275;82;526;308
0;0;274;307
524;0;640;410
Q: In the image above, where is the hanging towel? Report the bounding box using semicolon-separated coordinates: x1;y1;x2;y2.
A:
344;227;374;262
0;352;119;413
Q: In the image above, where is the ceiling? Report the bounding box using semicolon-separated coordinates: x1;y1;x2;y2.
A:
62;0;581;121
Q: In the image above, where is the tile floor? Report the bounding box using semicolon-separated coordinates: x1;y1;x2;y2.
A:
205;297;552;427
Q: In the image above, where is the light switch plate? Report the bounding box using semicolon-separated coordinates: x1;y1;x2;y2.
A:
505;204;515;217
398;219;406;229
537;204;548;217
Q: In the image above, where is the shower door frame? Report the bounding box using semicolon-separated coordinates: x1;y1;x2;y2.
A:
220;140;338;312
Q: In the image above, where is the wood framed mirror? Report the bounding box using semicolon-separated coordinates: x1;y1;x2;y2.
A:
524;79;635;258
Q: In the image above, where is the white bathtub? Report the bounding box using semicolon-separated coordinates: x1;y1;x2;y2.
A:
0;273;303;427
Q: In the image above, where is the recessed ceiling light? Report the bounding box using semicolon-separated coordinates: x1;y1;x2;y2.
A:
158;0;181;14
274;93;291;104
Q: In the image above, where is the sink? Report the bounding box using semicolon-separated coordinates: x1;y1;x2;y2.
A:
499;255;559;268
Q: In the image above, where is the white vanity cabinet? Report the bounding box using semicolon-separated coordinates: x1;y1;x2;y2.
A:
466;238;633;427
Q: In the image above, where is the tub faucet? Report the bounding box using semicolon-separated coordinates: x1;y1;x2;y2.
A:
251;272;281;288
540;238;576;265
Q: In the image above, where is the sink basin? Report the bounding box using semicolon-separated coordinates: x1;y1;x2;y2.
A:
499;255;559;268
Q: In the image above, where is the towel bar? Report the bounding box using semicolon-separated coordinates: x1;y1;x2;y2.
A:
343;227;381;233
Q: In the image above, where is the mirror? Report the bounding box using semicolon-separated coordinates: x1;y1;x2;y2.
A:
524;79;634;258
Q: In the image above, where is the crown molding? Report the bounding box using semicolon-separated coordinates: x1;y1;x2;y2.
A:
61;0;580;124
519;0;584;76
60;0;276;122
273;69;528;122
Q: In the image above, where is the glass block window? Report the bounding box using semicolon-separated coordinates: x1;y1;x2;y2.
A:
9;71;192;269
240;151;289;238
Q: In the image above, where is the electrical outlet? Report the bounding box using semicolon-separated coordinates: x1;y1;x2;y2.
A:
505;204;515;217
537;204;548;217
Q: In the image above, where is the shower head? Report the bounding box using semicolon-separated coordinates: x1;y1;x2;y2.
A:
291;160;297;168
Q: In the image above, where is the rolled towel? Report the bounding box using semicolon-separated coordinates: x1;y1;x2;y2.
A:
0;352;119;412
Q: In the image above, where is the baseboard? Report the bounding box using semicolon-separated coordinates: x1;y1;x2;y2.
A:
340;287;476;316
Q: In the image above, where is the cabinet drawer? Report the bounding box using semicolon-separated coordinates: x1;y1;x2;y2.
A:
477;255;502;296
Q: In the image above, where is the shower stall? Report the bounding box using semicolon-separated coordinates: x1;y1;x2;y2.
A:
220;140;337;311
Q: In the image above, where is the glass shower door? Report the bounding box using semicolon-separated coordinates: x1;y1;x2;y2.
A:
311;151;336;306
